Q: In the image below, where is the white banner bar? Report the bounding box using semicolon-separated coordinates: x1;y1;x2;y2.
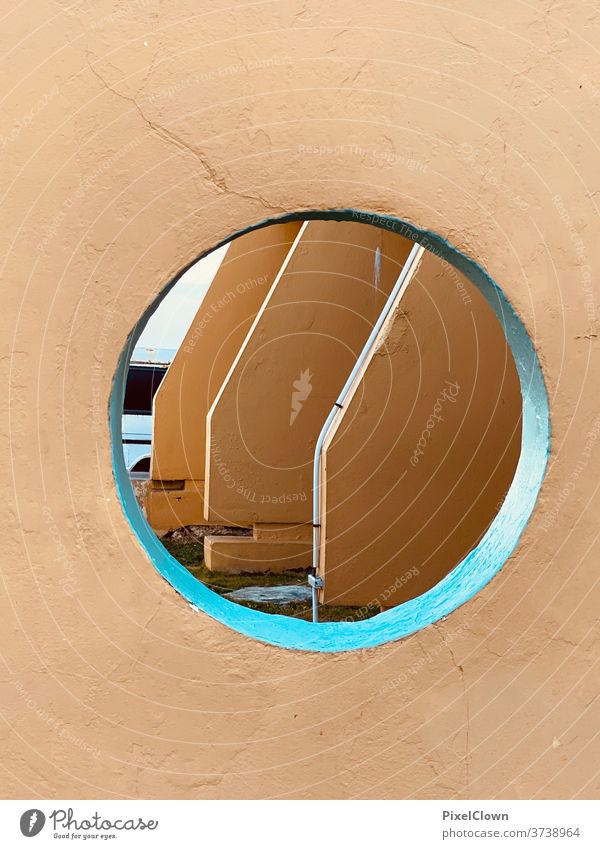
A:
0;800;598;848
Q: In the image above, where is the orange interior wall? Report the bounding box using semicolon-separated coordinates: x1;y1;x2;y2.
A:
205;220;413;525
321;251;522;607
146;221;301;531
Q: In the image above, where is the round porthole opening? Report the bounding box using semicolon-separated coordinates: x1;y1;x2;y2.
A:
111;211;549;652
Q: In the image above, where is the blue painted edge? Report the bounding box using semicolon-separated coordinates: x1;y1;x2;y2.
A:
109;209;550;653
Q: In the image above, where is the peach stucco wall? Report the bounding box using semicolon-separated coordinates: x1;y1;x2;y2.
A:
2;0;599;799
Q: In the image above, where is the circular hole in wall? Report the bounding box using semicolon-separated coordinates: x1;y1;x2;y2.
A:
111;211;549;652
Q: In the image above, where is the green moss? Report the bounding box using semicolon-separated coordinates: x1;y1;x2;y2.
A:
161;539;378;622
230;599;379;622
162;540;308;591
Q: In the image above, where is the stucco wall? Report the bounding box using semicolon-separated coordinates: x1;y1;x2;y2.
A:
205;219;412;525
1;0;599;799
146;220;302;531
320;251;522;607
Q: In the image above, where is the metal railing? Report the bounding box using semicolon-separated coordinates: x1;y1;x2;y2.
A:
309;242;425;622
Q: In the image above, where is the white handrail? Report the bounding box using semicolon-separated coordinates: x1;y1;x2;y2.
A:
310;241;425;622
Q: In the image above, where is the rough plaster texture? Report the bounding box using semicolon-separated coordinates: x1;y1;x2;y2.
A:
1;0;599;800
320;251;522;607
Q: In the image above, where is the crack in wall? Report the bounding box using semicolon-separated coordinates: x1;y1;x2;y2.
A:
433;623;471;794
84;54;285;213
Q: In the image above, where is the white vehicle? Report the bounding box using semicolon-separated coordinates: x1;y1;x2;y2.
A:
122;347;174;480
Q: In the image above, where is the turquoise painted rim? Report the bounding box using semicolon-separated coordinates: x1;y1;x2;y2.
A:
110;210;550;653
